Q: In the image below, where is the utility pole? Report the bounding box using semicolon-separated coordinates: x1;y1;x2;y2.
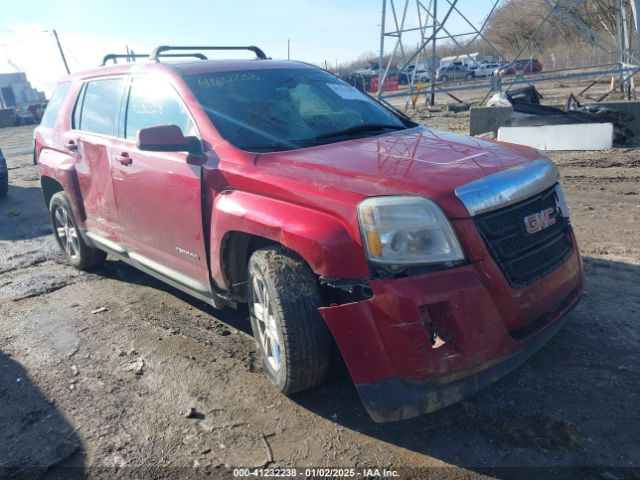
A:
632;0;640;62
378;0;387;97
52;29;70;74
429;0;437;106
287;39;290;60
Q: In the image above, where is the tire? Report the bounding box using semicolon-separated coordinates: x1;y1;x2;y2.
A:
49;192;106;270
440;75;449;82
248;246;331;395
465;73;474;80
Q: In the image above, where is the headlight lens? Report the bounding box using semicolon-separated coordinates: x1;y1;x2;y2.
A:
358;196;464;265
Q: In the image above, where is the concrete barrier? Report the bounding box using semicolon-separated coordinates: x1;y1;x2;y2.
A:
498;123;614;150
470;101;640;139
469;106;513;136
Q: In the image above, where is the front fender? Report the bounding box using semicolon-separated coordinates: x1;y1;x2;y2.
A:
209;189;369;287
37;148;86;225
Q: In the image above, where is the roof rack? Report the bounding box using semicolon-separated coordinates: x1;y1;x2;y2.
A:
149;45;268;61
101;52;207;66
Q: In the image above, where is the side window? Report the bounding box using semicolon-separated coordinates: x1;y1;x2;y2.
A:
125;78;194;140
40;82;71;128
79;78;124;136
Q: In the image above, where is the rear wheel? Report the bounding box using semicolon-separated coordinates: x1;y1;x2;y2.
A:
50;192;106;270
248;246;331;395
465;73;474;80
440;75;449;82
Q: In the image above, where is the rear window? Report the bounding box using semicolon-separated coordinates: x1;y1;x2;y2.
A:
76;78;125;136
40;82;71;128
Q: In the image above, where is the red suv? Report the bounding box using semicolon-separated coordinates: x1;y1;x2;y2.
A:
35;46;583;422
498;58;543;77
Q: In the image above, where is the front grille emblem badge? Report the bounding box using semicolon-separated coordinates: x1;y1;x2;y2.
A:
524;207;557;234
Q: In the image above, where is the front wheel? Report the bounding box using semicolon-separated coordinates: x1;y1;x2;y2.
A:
440;75;449;82
465;73;474;80
248;246;331;395
50;192;106;270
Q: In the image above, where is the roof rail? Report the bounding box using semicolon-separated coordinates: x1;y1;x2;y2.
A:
101;52;208;66
149;45;268;62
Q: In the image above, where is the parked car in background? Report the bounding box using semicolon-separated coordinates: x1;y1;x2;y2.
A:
435;64;475;82
28;102;48;123
399;69;431;84
15;106;36;126
493;63;509;76
471;63;502;77
0;147;7;197
35;45;583;423
497;59;543;77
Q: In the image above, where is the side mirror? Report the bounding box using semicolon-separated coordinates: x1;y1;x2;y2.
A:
137;124;203;156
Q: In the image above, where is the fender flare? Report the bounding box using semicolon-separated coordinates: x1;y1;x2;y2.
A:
37;148;87;225
210;190;369;287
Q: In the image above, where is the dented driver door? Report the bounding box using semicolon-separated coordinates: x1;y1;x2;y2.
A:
110;76;212;300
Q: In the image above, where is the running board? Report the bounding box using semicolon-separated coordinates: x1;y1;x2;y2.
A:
85;231;225;309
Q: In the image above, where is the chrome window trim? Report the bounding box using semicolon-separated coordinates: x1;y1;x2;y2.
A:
455;158;560;217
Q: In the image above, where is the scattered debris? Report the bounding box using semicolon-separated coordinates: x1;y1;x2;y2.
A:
118;357;145;375
185;407;205;420
7;210;20;217
446;102;471;113
474;131;496;140
486;92;512;107
91;307;107;314
261;434;274;465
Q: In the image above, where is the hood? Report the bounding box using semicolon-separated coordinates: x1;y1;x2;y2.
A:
257;126;541;218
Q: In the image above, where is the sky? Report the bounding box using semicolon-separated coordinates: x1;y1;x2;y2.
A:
0;0;493;96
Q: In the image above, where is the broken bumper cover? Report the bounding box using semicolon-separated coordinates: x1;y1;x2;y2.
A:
355;304;574;422
319;250;583;423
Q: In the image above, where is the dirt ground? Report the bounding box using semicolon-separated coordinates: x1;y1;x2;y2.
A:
1;119;639;480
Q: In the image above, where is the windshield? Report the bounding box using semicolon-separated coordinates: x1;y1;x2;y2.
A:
185;68;408;152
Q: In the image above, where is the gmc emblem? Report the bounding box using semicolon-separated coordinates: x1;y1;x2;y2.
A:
524;207;557;234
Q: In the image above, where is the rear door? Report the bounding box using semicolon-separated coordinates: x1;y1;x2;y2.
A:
109;76;211;297
70;77;125;242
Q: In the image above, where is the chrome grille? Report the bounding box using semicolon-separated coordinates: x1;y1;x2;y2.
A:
474;186;573;288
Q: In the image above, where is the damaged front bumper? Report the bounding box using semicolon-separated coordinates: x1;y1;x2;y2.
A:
319;250;583;422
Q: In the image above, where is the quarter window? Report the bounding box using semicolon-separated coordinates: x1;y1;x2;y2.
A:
125;78;194;140
78;78;124;136
40;82;71;128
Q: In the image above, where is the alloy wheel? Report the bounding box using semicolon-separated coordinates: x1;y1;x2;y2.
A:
53;206;80;259
252;276;282;371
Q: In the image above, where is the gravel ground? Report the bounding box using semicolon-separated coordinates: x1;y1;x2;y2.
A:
1;123;639;480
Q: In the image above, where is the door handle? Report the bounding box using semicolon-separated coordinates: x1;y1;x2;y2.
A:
114;152;132;166
64;141;78;152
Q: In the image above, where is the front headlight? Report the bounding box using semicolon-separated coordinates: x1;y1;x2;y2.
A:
358;196;465;265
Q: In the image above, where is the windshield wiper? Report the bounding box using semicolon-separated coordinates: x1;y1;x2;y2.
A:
241;141;299;152
314;123;406;140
